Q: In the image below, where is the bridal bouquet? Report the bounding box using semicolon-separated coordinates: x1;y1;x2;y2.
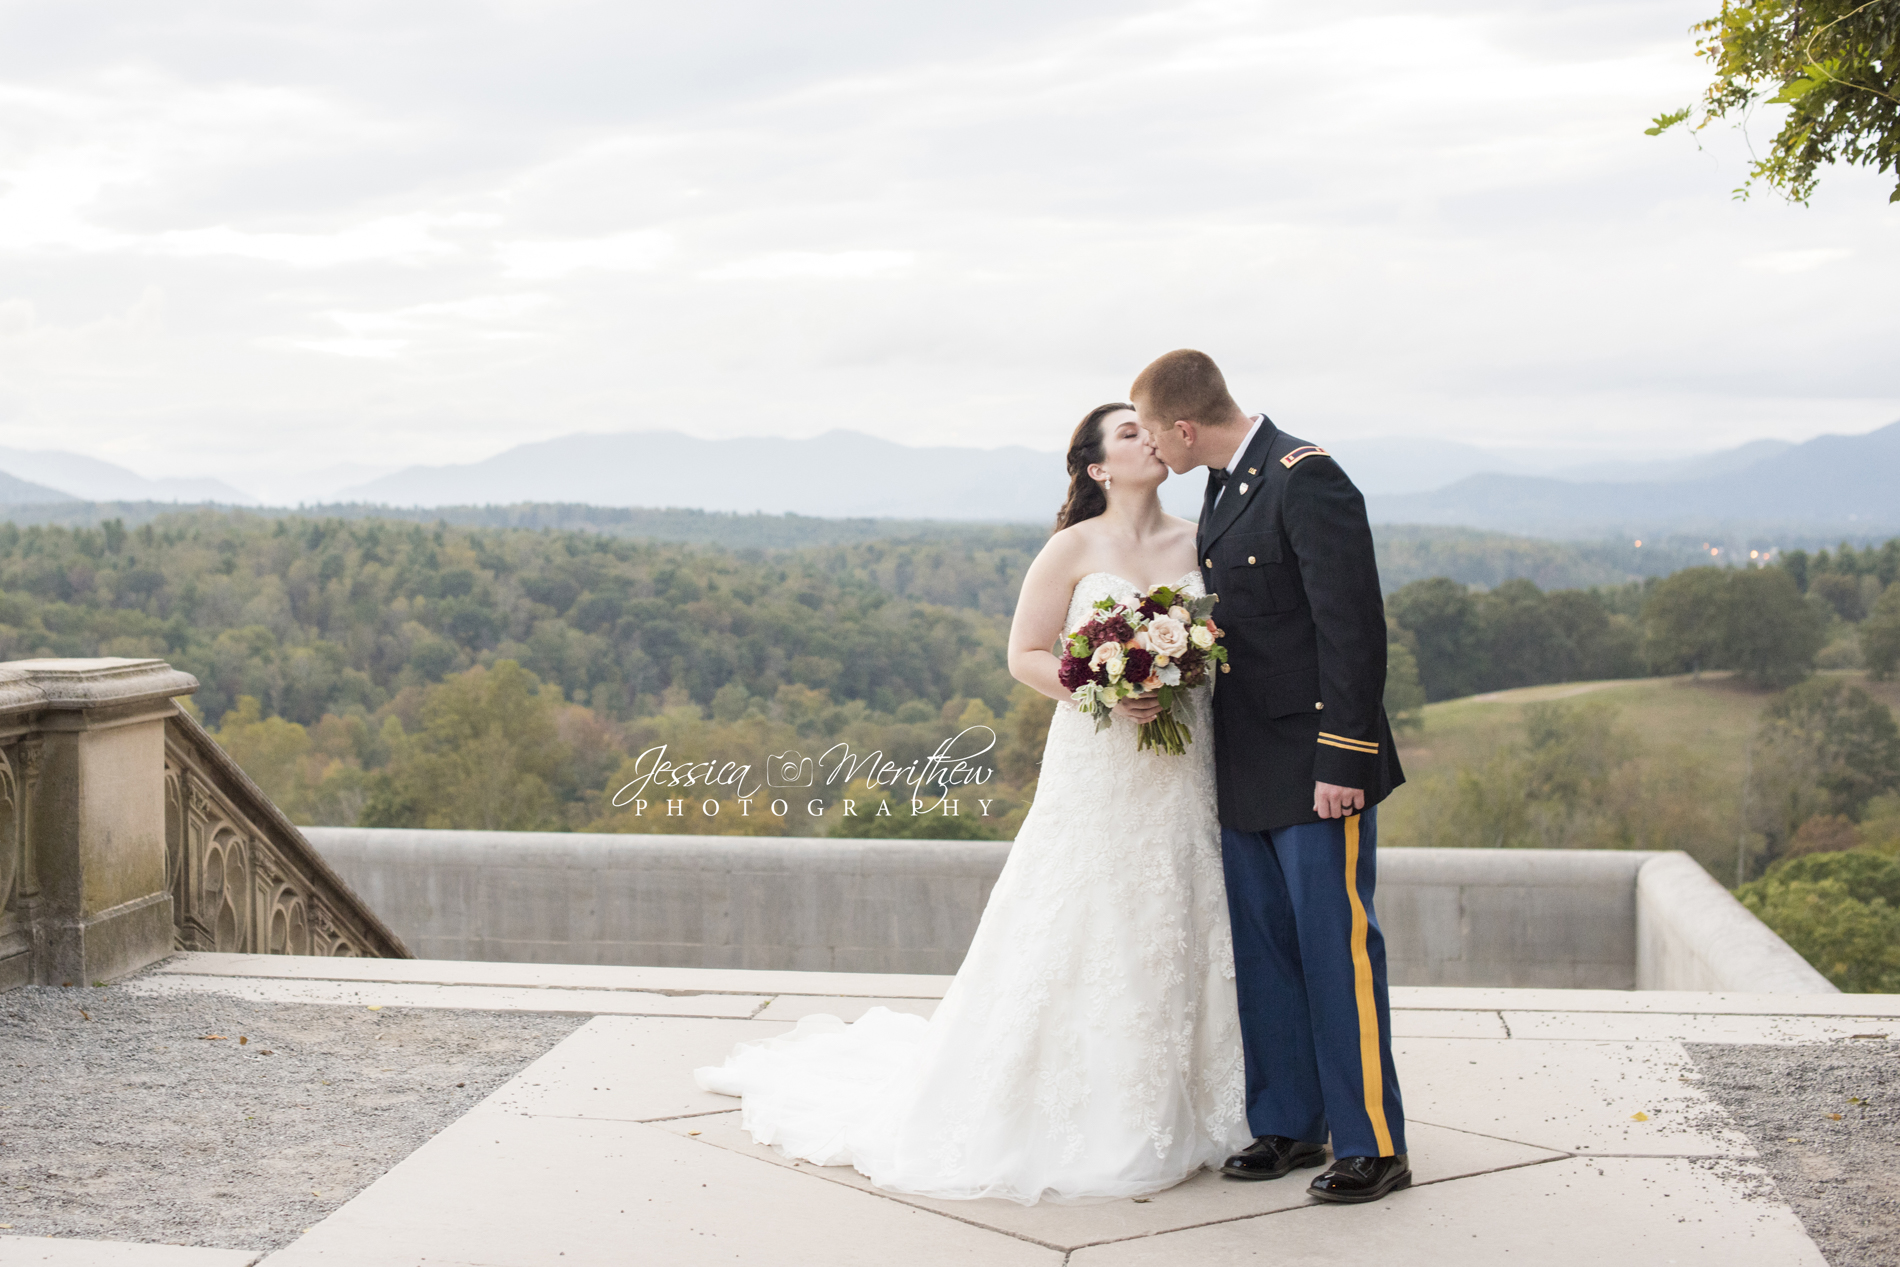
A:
1057;583;1226;755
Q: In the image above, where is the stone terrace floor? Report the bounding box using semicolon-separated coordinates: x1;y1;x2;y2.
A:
8;952;1900;1266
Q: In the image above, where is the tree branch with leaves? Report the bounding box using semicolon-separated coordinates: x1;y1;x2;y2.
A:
1650;0;1900;202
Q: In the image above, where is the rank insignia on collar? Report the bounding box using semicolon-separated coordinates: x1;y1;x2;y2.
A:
1247;467;1257;475
1280;445;1328;468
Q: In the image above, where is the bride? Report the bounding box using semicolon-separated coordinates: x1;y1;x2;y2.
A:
695;402;1248;1204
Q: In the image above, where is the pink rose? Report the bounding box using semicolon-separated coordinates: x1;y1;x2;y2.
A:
1147;615;1189;658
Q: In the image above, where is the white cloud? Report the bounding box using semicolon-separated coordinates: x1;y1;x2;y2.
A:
496;231;675;278
1743;248;1853;274
701;250;915;281
0;0;1892;485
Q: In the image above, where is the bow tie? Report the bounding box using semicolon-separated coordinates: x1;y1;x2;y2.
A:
1209;468;1230;487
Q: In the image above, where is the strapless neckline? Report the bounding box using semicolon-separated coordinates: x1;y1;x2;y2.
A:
1074;570;1201;594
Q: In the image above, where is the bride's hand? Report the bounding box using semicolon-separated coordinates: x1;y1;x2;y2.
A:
1113;695;1163;723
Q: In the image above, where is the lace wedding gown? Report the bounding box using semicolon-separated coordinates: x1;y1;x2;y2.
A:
695;571;1248;1205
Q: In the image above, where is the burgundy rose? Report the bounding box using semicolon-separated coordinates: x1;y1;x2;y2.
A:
1101;615;1134;643
1123;646;1154;685
1138;596;1168;619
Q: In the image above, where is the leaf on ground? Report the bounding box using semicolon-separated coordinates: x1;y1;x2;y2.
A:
366;1005;382;1011
239;1036;248;1045
1630;1111;1650;1121
1828;1113;1844;1120
200;1034;227;1041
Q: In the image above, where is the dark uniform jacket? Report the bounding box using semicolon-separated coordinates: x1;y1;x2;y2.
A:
1197;417;1405;832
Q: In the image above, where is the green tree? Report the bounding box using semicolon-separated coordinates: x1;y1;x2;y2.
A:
1388;578;1482;701
362;660;575;830
1384;639;1427;734
1649;0;1900;203
1861;582;1900;679
1723;566;1826;686
1641;567;1730;674
1738;851;1900;991
1749;679;1900;864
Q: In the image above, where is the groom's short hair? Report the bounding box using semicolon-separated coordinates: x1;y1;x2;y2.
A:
1130;350;1242;427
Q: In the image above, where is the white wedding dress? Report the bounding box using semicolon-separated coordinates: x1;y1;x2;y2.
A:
695;571;1249;1205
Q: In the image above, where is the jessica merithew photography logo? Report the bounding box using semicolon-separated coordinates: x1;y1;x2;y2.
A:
611;726;1001;821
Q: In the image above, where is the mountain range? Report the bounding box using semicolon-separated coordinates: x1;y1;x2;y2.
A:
1363;420;1900;536
1;420;1894;537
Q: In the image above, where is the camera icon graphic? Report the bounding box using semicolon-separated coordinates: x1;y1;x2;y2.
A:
765;751;814;788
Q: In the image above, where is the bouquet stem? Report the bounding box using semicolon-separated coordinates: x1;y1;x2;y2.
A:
1136;714;1191;756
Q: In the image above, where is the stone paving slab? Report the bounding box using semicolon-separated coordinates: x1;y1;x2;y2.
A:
125;972;771;1018
1397;1037;1753;1156
155;953;953;999
476;1015;788;1123
257;1109;1059;1267
82;956;1842;1265
1394;986;1900;1017
1504;1009;1899;1044
654;1109;1565;1251
1068;1156;1827;1266
753;994;941;1022
1389;1008;1509;1038
0;1242;260;1266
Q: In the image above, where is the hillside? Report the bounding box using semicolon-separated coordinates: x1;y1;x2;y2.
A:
1381;671;1900;879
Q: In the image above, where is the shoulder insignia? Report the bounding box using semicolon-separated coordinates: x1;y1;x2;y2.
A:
1280;445;1329;469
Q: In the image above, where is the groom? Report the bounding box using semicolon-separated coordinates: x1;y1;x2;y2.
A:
1131;349;1411;1204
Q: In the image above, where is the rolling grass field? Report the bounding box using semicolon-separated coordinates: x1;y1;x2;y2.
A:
1379;670;1900;880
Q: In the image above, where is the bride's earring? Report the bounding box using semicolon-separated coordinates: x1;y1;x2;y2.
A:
1104;476;1113;493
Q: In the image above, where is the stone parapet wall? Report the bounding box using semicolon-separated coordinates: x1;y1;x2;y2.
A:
306;828;1002;974
304;829;1831;991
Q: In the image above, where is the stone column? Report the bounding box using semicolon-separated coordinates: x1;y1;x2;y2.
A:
0;658;199;987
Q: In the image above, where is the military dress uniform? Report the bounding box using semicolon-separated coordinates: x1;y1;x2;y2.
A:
1197;415;1407;1164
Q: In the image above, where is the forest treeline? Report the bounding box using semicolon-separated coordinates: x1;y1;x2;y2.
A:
2;511;1896;846
1387;537;1900;702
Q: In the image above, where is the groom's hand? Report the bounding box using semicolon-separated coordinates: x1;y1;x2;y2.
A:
1313;782;1365;819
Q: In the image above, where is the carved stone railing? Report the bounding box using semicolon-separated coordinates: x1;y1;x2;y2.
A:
163;708;407;961
0;658;405;991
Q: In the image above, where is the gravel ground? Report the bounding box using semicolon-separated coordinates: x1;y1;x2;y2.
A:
0;979;583;1253
1689;1038;1900;1267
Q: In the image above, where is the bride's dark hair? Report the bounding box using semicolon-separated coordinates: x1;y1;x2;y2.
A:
1055;403;1134;532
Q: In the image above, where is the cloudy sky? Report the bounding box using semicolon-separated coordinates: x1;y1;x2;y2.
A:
0;0;1894;500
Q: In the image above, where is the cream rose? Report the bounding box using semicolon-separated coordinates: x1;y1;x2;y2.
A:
1147;616;1189;658
1169;605;1191;623
1190;624;1214;650
1089;642;1123;673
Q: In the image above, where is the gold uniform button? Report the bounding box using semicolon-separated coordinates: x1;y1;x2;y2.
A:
1204;558;1212;568
1220;663;1230;673
1247;555;1256;564
1315;702;1325;709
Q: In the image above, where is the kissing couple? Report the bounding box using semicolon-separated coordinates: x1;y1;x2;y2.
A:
699;349;1411;1207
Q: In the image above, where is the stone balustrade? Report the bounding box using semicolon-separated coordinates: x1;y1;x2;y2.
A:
0;658;406;991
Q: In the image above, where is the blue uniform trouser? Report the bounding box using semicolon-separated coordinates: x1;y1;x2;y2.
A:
1221;808;1406;1159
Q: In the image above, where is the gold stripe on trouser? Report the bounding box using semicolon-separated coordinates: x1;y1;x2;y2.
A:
1343;813;1395;1156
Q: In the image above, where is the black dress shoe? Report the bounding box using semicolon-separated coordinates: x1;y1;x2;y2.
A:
1308;1153;1411;1203
1220;1135;1328;1180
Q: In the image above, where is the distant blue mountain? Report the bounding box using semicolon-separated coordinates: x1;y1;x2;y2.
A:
0;469;79;506
1366;420;1900;536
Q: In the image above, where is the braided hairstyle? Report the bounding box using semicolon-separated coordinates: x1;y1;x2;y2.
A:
1054;402;1134;532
